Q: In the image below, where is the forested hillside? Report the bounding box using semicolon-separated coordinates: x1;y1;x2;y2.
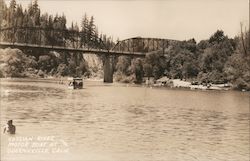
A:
0;0;114;78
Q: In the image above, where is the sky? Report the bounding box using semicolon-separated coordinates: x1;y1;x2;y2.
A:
5;0;250;42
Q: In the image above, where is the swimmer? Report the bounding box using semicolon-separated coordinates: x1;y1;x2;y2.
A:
3;120;16;134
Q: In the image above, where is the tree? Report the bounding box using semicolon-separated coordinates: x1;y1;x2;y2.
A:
1;49;28;77
131;58;143;83
182;62;199;79
9;0;16;12
88;16;95;43
93;26;99;47
116;56;131;75
0;0;3;26
224;29;250;90
209;30;226;44
81;13;89;47
143;51;166;79
9;0;16;26
76;61;89;77
68;58;77;76
38;55;51;72
56;63;69;76
33;0;39;12
143;63;152;79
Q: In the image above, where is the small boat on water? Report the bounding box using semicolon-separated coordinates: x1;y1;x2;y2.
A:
67;77;83;89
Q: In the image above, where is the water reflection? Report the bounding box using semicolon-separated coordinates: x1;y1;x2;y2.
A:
0;79;249;161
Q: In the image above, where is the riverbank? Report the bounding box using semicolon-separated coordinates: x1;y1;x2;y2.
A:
153;79;233;91
1;77;247;92
140;78;249;92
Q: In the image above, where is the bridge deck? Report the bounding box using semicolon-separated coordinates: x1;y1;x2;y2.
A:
0;42;146;57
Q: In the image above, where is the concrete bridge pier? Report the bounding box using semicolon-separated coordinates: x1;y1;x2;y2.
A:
103;55;113;83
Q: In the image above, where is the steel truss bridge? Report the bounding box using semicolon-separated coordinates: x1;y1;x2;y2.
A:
0;26;177;82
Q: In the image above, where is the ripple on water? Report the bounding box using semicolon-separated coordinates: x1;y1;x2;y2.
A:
1;80;249;161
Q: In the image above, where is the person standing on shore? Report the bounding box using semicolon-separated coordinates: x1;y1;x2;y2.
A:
3;120;16;134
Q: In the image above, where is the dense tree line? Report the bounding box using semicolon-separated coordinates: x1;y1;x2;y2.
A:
0;0;114;78
115;30;250;90
1;0;114;48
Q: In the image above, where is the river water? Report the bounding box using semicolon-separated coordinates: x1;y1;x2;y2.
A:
0;79;249;161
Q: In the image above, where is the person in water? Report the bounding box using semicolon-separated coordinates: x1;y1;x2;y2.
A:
3;120;16;134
